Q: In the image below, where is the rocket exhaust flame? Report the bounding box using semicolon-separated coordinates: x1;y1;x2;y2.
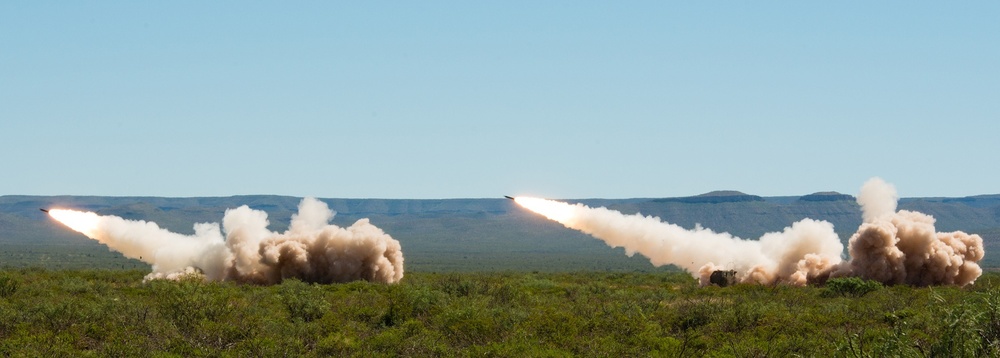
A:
48;209;101;238
512;178;984;287
45;198;405;284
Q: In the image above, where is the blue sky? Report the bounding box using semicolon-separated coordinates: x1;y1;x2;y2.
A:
2;2;998;199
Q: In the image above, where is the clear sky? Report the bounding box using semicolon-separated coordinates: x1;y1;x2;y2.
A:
2;2;998;199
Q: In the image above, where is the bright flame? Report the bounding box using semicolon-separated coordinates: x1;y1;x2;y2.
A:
48;209;101;238
514;197;578;224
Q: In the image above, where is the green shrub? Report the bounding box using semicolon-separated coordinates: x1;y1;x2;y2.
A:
925;303;982;357
435;273;486;297
487;280;525;306
437;300;507;346
149;278;235;330
978;288;1000;356
385;284;445;321
278;279;330;323
673;301;714;332
0;276;17;298
823;277;883;297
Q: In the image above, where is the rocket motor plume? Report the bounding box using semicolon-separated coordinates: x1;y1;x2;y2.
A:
47;198;404;284
513;177;985;287
514;197;843;285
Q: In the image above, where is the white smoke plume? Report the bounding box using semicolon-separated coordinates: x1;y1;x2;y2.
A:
857;177;898;222
514;198;844;286
514;177;985;287
48;197;405;284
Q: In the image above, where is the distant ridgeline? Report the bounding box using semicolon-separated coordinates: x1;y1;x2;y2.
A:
798;192;856;202
652;191;766;204
652;191;856;204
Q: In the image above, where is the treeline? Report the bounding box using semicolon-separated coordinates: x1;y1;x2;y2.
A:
1;269;999;356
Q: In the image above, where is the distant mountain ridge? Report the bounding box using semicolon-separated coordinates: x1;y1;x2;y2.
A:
2;192;999;270
652;191;765;204
799;192;855;202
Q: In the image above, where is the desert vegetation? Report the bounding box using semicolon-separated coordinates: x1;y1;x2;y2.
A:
1;269;999;356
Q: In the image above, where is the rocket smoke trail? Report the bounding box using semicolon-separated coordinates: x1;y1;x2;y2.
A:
47;197;404;284
514;178;984;286
514;198;843;285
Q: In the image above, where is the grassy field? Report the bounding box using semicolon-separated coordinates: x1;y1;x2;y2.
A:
2;269;999;356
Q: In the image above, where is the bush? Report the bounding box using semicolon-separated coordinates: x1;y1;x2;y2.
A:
279;279;329;323
823;277;883;297
0;276;17;298
978;288;1000;355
